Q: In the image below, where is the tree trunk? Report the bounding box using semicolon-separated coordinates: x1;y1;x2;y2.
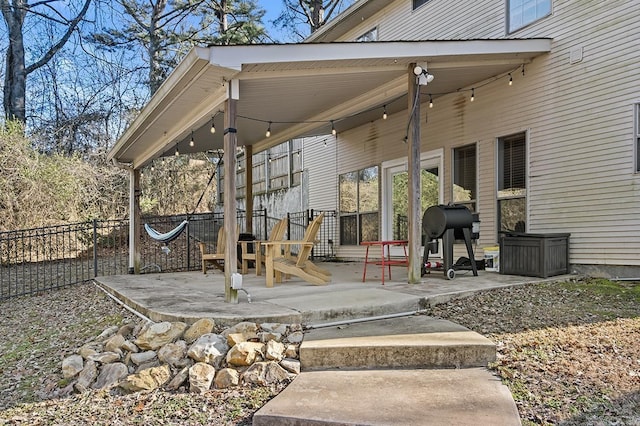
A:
310;0;324;33
2;0;27;122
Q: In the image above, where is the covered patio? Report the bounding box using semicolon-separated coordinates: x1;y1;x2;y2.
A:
95;261;565;327
107;39;552;302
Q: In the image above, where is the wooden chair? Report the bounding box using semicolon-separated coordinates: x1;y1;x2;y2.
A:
198;226;239;274
239;217;288;276
263;213;331;287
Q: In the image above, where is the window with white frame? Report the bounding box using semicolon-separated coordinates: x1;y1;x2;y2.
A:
635;103;640;173
453;144;477;212
508;0;551;33
497;132;527;233
356;27;377;42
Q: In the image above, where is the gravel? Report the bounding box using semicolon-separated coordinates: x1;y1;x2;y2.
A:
0;278;638;425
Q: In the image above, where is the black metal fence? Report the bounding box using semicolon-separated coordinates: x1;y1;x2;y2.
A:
0;209;337;300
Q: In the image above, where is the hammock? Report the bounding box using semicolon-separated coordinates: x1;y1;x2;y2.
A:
144;220;188;244
143;151;222;246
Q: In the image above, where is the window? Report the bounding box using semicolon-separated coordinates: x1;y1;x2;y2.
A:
635;104;640;173
339;166;379;245
453;144;477;212
497;132;527;232
508;0;551;33
356;27;377;42
413;0;431;10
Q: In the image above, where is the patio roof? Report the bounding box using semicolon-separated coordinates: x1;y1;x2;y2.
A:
107;38;551;169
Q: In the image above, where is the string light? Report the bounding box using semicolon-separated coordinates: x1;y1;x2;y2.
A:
189;131;194;147
323;139;327;147
210;117;216;134
231;65;524;145
151;164;155;172
175;144;179;156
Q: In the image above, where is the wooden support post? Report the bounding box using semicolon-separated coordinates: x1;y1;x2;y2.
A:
245;145;253;234
224;80;239;303
129;168;141;274
407;64;422;284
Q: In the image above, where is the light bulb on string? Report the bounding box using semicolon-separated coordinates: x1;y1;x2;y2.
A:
210;117;216;134
508;73;513;86
470;88;475;102
175;144;179;156
331;120;337;136
189;131;194;147
429;94;433;108
382;105;388;120
265;122;272;138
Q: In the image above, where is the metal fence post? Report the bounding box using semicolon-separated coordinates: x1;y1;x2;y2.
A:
93;219;98;278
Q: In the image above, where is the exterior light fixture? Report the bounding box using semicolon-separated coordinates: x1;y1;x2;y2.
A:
382;105;388;120
265;121;272;138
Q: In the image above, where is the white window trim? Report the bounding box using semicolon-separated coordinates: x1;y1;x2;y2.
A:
506;0;553;34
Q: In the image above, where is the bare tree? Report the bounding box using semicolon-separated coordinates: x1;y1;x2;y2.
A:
91;0;267;96
274;0;354;41
1;0;92;123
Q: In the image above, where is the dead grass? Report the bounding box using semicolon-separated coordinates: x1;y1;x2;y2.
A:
0;278;638;425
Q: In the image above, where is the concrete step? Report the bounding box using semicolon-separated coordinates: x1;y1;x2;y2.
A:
253;368;521;426
300;315;496;370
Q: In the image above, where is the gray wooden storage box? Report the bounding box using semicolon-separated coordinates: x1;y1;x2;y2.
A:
499;233;570;278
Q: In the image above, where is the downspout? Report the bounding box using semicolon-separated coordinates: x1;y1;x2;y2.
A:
111;159;140;274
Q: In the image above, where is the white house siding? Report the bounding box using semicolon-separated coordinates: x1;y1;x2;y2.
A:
303;0;640;272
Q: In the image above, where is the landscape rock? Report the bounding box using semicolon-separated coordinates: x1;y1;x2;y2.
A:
287;331;304;344
242;361;290;386
122;340;138;353
166;366;190;391
88;351;120;364
226;332;248;346
214;368;240;389
261;323;288;335
222;321;258;340
284;344;298;358
135;321;187;350
74;360;97;393
130;350;157;365
104;334;125;353
158;341;187;366
280;358;301;374
120;365;171;392
187;333;229;365
265;340;285;361
63;319;302;397
92;362;128;389
78;343;100;359
189;362;216;394
259;331;282;342
117;323;135;337
227;342;265;367
95;325;119;342
61;355;84;379
183;318;215;344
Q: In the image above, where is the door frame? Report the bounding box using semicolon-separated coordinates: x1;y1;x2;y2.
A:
381;148;444;243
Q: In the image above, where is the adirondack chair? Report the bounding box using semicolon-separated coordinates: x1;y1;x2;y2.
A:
263;213;331;287
199;226;239;274
239;217;288;276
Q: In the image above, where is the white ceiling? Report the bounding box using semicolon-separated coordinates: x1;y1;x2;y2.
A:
108;39;552;169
